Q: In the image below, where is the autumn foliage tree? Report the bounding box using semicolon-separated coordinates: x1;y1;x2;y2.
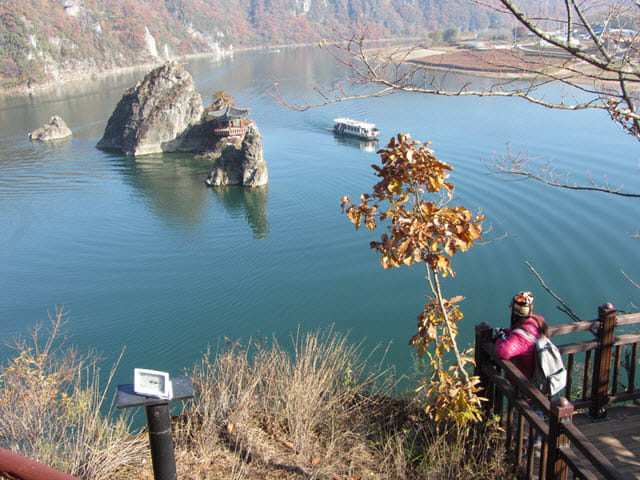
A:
341;133;485;424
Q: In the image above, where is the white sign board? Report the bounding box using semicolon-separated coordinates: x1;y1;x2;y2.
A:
133;368;173;400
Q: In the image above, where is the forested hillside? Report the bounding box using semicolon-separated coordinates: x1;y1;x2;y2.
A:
0;0;502;91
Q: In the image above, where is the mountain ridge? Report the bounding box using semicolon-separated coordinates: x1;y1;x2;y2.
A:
0;0;502;92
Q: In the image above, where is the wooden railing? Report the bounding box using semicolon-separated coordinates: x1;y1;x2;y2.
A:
0;447;81;480
213;126;246;137
475;302;640;480
549;303;640;417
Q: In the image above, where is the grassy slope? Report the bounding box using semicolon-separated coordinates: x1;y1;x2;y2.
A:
0;312;512;479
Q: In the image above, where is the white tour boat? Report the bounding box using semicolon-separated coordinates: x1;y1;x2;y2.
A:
333;118;380;140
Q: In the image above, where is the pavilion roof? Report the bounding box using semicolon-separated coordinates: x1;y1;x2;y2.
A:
207;105;250;120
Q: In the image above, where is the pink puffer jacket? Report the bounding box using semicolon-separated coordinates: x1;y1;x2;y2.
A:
494;316;543;380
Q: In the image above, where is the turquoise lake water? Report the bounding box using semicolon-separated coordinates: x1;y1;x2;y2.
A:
0;46;638;390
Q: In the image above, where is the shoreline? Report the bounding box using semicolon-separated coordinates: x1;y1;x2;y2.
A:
3;41;608;99
369;43;620;85
0;43;299;98
0;41;451;98
0;38;413;98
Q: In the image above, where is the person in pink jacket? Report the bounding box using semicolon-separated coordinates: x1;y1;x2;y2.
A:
494;291;549;447
495;291;549;379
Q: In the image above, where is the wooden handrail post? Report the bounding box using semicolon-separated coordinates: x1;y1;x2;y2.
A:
589;303;617;420
475;322;494;413
546;397;574;480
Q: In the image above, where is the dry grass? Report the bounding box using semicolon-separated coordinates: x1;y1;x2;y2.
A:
0;317;514;480
172;327;513;480
0;308;148;479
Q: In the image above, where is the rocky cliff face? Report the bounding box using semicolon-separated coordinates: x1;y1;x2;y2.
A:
205;128;268;188
97;62;203;156
97;61;267;187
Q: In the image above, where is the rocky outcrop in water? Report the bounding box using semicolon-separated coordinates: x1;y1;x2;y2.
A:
204;126;268;188
97;61;203;156
97;61;267;187
28;115;72;141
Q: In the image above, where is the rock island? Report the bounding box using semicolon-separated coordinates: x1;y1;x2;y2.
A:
97;61;267;188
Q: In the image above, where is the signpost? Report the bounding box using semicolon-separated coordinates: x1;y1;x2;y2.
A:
116;371;193;480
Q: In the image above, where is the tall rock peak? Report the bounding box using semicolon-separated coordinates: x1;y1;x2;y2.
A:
97;61;203;156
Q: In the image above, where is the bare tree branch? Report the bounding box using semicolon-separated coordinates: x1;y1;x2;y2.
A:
622;269;640;310
485;0;640;137
273;7;640;131
622;269;640;289
525;260;583;323
484;145;640;197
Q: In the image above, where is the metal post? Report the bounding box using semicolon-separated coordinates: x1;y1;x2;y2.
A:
145;403;177;480
117;376;193;480
589;303;616;419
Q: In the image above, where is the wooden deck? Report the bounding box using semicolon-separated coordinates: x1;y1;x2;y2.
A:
573;404;640;478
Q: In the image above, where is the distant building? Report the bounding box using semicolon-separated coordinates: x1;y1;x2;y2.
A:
464;41;487;50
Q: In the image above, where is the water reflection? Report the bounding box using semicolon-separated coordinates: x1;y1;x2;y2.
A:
209;185;269;239
186;47;343;100
113;153;212;227
332;133;379;152
111;152;269;236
